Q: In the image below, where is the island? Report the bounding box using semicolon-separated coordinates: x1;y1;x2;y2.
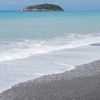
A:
23;4;64;11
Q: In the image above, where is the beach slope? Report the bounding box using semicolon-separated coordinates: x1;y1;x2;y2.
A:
0;60;100;100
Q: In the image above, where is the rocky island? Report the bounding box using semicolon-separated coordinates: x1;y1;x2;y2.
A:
23;4;64;11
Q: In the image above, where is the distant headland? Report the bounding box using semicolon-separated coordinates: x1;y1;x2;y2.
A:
23;4;64;11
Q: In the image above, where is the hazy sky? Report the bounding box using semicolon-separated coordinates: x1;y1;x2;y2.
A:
0;0;100;11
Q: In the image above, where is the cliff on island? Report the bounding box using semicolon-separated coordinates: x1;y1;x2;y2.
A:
23;4;64;11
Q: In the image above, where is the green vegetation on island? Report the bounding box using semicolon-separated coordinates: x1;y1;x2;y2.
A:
23;4;64;11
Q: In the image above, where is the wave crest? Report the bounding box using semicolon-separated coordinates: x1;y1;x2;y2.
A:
0;33;100;62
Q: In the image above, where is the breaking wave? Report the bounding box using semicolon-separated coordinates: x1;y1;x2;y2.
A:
0;33;100;62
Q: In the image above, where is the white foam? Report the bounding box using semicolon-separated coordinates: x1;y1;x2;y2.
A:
0;33;100;62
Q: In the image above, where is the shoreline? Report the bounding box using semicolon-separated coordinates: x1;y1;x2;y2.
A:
0;44;100;93
0;59;100;100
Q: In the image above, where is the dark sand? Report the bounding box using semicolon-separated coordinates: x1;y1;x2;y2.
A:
0;60;100;100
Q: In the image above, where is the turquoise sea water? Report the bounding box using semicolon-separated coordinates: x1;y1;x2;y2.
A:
0;12;100;41
0;12;100;61
0;12;100;92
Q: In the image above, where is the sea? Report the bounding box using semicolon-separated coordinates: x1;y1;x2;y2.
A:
0;11;100;92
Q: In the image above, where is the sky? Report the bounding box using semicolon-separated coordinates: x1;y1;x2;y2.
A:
0;0;100;11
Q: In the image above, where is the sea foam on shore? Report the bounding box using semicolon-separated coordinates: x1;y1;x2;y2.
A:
0;60;100;100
